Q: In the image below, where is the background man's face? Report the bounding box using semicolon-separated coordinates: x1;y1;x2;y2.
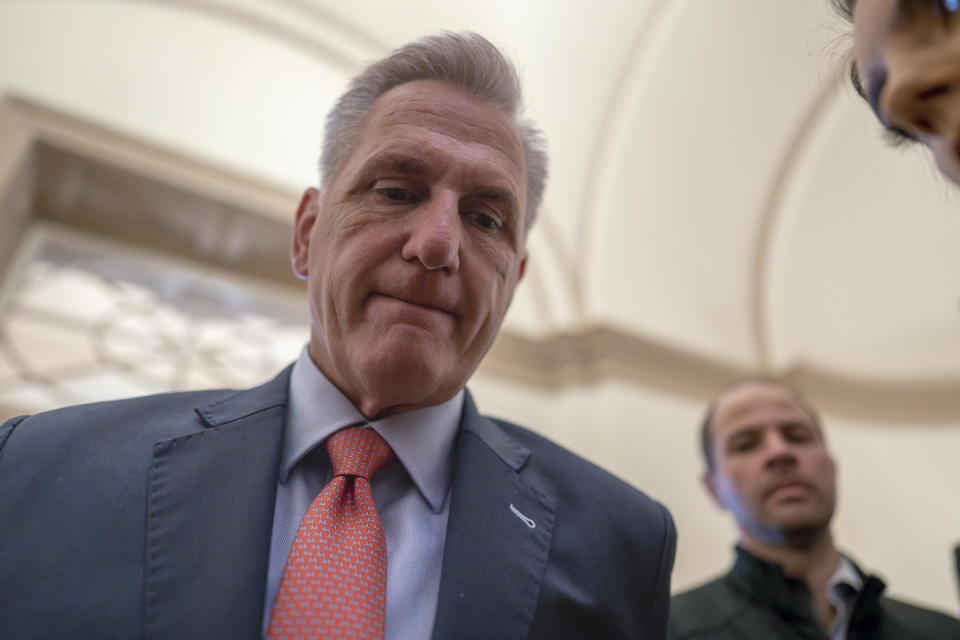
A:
292;79;528;417
704;382;837;545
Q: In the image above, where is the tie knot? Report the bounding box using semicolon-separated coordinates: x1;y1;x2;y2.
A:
326;426;394;479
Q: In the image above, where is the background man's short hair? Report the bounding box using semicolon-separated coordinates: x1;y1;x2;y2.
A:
320;31;548;232
699;378;824;472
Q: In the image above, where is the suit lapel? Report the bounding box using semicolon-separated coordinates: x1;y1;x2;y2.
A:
143;368;290;640
431;393;556;640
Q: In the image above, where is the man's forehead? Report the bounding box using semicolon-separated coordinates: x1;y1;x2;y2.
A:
344;81;523;189
713;383;812;433
341;80;529;226
364;80;524;157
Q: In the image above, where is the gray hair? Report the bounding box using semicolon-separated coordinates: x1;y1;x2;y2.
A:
320;31;548;233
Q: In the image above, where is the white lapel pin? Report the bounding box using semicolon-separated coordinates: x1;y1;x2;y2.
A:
509;503;536;529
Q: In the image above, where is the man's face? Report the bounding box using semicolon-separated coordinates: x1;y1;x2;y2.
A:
853;0;960;184
292;79;528;417
703;382;837;546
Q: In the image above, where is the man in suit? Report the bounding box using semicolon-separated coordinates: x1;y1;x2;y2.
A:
670;379;960;639
0;32;676;639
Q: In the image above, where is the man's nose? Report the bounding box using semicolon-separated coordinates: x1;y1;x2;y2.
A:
400;193;462;273
763;434;797;468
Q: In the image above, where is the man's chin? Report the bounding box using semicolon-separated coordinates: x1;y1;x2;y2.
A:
771;515;831;547
353;353;463;415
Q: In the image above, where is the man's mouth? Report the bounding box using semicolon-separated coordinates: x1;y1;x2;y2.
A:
371;293;457;322
765;481;811;501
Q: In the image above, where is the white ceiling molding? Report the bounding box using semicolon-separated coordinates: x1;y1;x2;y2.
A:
570;0;682;323
750;66;846;371
123;0;387;71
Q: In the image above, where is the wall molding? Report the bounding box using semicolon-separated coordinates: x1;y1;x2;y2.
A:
483;326;960;423
2;93;958;423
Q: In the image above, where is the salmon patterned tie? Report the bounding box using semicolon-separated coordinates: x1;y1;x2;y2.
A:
267;426;395;640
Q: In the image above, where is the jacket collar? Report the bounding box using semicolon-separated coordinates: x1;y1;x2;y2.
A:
145;367;291;640
727;545;888;633
430;391;555;640
458;390;532;470
194;363;292;428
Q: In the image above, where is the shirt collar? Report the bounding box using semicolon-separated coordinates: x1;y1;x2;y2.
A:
282;345;463;514
827;553;864;598
731;546;864;607
826;554;864;638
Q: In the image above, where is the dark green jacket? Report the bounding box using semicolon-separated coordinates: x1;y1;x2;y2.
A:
670;547;960;640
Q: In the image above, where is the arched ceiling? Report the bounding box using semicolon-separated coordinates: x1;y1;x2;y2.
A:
1;0;958;414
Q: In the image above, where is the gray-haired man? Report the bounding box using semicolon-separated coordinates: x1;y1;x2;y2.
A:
1;32;675;640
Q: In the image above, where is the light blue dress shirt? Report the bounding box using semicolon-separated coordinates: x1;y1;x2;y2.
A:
262;346;464;639
826;554;865;640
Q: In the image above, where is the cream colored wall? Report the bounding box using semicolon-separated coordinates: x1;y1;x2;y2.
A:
469;372;960;616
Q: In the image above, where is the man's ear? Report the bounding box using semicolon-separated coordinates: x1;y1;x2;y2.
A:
517;254;527;281
702;469;725;511
291;187;320;280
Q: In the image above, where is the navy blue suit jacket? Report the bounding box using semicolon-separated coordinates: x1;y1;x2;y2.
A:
0;367;675;639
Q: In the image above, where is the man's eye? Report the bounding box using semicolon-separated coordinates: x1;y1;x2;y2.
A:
375;187;416;203
784;427;813;443
729;439;757;454
466;211;502;231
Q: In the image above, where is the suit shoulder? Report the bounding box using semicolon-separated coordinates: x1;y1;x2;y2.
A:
882;596;960;639
670;576;745;637
484;415;673;522
14;387;234;421
0;414;28;452
0;388;237;446
487;416;637;488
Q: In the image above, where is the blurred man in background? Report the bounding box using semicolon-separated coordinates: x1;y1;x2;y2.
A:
670;379;960;639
